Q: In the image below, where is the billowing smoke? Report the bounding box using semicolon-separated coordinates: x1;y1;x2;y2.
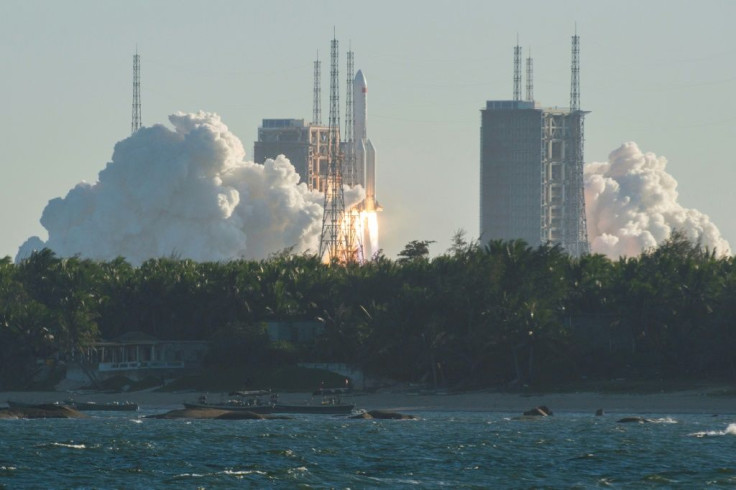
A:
17;111;361;264
585;142;731;258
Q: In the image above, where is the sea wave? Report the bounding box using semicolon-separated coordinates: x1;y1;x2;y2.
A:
688;422;736;438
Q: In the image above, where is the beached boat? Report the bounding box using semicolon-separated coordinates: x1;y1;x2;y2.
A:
184;390;276;414
70;401;138;412
184;390;357;415
7;400;67;409
274;388;355;414
273;402;355;415
8;399;138;412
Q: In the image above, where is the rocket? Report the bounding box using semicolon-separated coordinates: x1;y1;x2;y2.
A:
353;70;379;212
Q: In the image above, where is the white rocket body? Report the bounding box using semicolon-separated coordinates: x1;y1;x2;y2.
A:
353;70;378;212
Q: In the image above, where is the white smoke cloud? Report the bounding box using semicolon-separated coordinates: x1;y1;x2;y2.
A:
16;111;346;264
585;142;731;258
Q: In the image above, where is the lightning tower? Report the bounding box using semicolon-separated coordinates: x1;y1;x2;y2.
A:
131;48;141;134
526;51;534;101
570;32;580;112
513;39;522;101
312;53;322;125
319;34;353;262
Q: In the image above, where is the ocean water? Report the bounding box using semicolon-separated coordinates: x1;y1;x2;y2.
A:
1;409;736;488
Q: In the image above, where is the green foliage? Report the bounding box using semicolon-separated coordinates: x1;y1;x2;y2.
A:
397;240;435;263
205;322;273;368
4;233;736;391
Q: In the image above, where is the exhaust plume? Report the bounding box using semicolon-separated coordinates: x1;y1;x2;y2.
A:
585;142;730;258
17;112;329;264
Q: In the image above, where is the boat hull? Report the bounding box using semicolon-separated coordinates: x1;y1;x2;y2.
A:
273;404;355;415
73;402;138;412
182;402;275;414
7;400;138;412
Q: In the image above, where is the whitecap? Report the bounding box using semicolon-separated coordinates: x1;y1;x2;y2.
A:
222;469;267;477
689;422;736;438
172;473;205;478
646;417;678;424
51;442;86;449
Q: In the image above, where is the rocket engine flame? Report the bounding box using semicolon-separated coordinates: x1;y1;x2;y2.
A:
365;211;379;259
584;142;731;258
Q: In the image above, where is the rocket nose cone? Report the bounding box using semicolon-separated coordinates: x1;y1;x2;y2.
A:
354;69;367;88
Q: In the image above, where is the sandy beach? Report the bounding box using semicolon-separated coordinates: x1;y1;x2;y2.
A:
2;386;735;415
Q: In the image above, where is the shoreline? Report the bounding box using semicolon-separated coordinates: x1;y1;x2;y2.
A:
2;387;735;415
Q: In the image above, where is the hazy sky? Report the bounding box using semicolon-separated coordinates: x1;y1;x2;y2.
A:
1;0;734;260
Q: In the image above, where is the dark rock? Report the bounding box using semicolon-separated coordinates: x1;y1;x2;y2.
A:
523;406;553;417
617;416;649;423
0;405;86;419
350;410;418;420
595;408;605;416
349;412;374;419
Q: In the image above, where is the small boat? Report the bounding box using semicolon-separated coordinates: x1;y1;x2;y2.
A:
184;390;357;415
69;401;138;412
184;390;276;414
272;402;355;415
8;399;138;412
7;400;67;409
273;389;356;414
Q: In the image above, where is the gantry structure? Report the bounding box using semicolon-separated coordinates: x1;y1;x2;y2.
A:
480;34;589;257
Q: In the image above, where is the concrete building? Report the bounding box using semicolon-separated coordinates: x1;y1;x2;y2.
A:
253;119;331;193
479;37;589;257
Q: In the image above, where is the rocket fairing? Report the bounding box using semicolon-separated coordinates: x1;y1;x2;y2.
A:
353;69;379;212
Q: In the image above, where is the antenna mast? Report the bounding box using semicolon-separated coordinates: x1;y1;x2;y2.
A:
570;30;580;111
526;51;534;102
131;48;141;134
513;39;521;101
312;52;322;125
319;33;350;262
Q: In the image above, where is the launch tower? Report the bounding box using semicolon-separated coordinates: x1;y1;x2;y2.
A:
479;35;589;256
318;34;355;262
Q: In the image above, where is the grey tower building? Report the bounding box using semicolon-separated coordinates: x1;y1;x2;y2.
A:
253;119;331;192
479;36;589;257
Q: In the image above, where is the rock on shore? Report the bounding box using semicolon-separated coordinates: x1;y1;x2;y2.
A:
350;410;418;420
0;404;87;419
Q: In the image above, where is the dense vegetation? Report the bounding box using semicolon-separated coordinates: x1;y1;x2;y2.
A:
2;231;735;390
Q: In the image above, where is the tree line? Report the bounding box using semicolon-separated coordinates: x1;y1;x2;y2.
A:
1;231;735;389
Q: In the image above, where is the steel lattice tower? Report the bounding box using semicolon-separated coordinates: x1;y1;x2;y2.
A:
343;48;355;186
131;49;141;134
570;32;580;112
566;32;590;256
318;35;351;262
525;52;534;101
312;53;322;125
513;42;522;101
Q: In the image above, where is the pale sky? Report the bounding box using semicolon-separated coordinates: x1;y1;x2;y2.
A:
1;0;735;260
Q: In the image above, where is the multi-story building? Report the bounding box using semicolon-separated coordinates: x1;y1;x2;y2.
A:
253;119;331;193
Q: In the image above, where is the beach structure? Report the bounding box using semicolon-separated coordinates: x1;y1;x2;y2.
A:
65;332;209;385
480;34;589;256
